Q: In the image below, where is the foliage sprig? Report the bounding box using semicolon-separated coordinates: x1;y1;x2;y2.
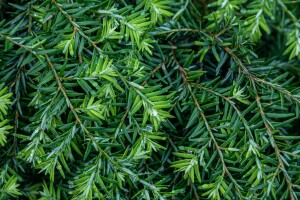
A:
1;0;300;199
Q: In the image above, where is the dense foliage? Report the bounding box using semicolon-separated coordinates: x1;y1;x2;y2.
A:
1;0;300;199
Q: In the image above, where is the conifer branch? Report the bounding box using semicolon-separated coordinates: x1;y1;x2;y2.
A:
219;41;300;104
172;49;243;197
51;0;103;56
218;37;296;199
1;1;300;199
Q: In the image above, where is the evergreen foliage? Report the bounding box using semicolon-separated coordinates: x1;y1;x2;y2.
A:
1;0;300;199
